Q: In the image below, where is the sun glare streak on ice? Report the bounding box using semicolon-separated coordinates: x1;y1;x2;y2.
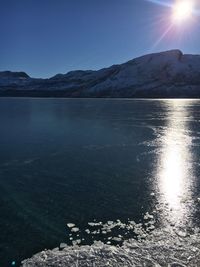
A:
156;100;194;226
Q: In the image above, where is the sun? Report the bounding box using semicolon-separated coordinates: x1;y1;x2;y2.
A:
172;1;194;22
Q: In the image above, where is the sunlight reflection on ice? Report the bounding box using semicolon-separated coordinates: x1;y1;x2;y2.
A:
157;100;194;226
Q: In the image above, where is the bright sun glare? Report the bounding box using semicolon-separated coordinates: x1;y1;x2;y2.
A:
172;1;194;22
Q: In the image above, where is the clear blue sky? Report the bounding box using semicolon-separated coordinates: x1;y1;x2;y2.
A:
0;0;200;78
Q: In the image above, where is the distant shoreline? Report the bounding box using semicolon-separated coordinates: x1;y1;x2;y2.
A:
0;92;200;99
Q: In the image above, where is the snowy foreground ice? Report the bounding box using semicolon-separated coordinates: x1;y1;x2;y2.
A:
21;217;200;267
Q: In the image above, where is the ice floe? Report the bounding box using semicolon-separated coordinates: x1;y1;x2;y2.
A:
21;215;200;266
22;225;200;266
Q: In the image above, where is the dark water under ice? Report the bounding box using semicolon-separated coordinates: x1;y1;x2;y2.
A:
0;98;200;266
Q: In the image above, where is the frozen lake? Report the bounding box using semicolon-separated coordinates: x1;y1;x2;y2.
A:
0;98;200;266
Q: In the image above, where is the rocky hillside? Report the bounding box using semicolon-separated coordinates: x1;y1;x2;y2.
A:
1;50;200;98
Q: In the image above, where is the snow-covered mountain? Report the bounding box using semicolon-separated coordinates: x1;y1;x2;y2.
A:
1;50;200;97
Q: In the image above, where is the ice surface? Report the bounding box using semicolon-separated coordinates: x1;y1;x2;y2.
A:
21;218;200;266
21;229;200;266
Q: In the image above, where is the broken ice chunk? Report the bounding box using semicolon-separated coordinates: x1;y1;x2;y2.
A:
71;227;79;233
112;237;122;242
60;243;67;249
67;223;75;228
176;230;187;238
88;222;102;226
85;229;90;234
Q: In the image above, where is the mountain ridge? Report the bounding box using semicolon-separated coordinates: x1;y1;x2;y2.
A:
1;49;200;98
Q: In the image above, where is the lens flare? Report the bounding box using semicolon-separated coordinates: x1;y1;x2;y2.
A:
172;1;194;22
